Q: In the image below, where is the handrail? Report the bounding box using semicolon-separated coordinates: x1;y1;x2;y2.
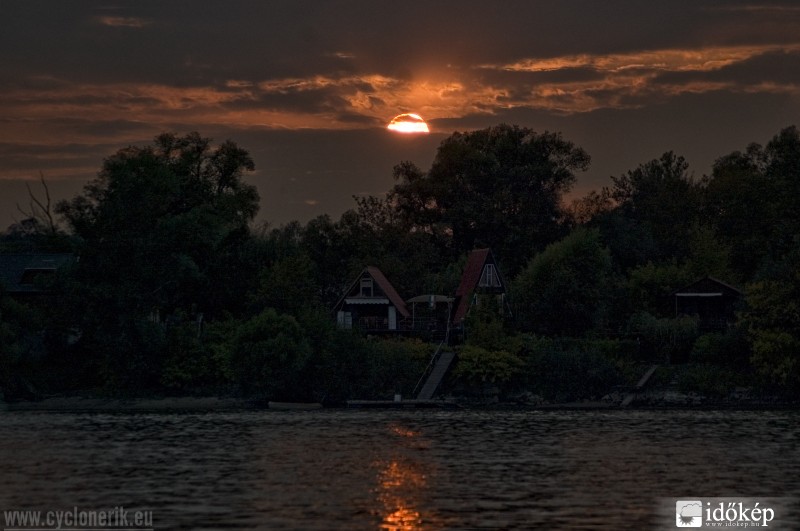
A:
412;337;447;396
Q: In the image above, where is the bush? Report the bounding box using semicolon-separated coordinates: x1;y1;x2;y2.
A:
160;318;230;393
740;272;800;393
676;364;741;398
98;318;167;393
365;338;431;398
226;309;311;400
306;333;431;402
627;311;699;363
522;338;623;401
512;227;613;336
454;345;524;388
690;329;750;367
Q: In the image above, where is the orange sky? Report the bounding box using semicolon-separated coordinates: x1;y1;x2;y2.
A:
2;1;799;229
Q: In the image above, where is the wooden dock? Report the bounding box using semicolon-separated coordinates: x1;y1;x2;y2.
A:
268;401;323;410
347;399;459;409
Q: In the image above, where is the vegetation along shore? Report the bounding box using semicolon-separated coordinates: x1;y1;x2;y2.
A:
2;125;799;407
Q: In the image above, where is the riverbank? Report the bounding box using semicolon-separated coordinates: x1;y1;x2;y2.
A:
3;393;797;412
3;395;253;412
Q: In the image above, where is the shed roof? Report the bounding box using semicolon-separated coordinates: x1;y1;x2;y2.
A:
673;276;742;297
0;253;74;293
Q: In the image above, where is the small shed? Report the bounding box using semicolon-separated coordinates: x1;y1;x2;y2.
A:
0;253;74;298
451;248;506;327
674;276;742;331
333;267;410;332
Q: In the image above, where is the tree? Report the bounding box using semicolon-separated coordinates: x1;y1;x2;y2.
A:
55;132;260;389
390;124;590;274
740;250;800;392
704;126;800;281
608;151;700;263
704;144;774;280
512;227;613;336
57;132;258;315
16;173;59;235
762;126;800;254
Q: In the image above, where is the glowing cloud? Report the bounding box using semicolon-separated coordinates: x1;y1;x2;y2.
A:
387;113;430;133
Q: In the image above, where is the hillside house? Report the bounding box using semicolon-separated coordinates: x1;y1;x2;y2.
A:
333;267;411;332
451;248;507;330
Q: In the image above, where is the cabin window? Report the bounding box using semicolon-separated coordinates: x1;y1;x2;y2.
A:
360;278;373;297
479;264;501;288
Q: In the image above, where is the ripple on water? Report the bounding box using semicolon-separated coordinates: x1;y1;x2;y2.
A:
0;409;798;529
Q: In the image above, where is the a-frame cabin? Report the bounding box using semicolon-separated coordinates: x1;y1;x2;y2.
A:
333;266;411;332
450;248;507;329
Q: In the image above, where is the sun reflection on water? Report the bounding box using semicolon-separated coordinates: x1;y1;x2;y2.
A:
374;423;435;530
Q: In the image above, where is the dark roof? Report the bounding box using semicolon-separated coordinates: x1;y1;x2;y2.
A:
333;266;410;318
0;253;74;293
455;249;492;298
452;248;504;323
673;276;743;297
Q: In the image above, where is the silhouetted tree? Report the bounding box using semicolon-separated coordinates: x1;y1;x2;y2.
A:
55;132;259;389
390;124;590;274
512;227;613;336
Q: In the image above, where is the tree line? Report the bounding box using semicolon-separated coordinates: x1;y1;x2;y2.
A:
1;125;798;401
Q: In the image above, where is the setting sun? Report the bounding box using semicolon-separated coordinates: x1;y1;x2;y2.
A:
387;113;429;134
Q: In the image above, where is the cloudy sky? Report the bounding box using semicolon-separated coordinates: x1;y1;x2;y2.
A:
2;1;799;230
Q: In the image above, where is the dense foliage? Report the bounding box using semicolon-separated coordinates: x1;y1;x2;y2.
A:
2;125;800;401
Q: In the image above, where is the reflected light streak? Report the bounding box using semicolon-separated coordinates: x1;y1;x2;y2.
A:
377;460;427;530
375;424;438;531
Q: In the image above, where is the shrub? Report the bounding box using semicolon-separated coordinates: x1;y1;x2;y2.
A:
227;309;311;400
161;318;230;393
454;345;524;387
522;339;623;401
365;338;432;398
627;311;699;363
690;329;750;367
677;364;741;398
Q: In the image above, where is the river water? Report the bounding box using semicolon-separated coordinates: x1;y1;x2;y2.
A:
0;409;798;530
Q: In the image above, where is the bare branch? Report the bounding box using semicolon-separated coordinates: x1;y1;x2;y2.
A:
15;173;59;234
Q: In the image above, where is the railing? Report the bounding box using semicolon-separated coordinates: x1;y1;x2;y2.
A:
353;317;449;335
412;337;447;397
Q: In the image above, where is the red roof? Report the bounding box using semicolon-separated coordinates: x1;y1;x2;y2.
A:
366;266;410;318
452;248;496;323
333;267;411;318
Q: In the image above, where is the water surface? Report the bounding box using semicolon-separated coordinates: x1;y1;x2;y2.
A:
0;409;797;529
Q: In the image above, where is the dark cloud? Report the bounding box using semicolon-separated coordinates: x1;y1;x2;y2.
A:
653;50;800;87
1;0;799;230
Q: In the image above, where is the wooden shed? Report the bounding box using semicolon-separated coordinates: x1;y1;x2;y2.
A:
0;253;74;299
673;276;742;331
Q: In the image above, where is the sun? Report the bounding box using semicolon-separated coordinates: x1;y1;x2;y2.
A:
387;113;430;134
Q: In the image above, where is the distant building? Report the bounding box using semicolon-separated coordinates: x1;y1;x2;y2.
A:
333;266;410;332
451;248;507;328
0;253;74;299
673;276;742;331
